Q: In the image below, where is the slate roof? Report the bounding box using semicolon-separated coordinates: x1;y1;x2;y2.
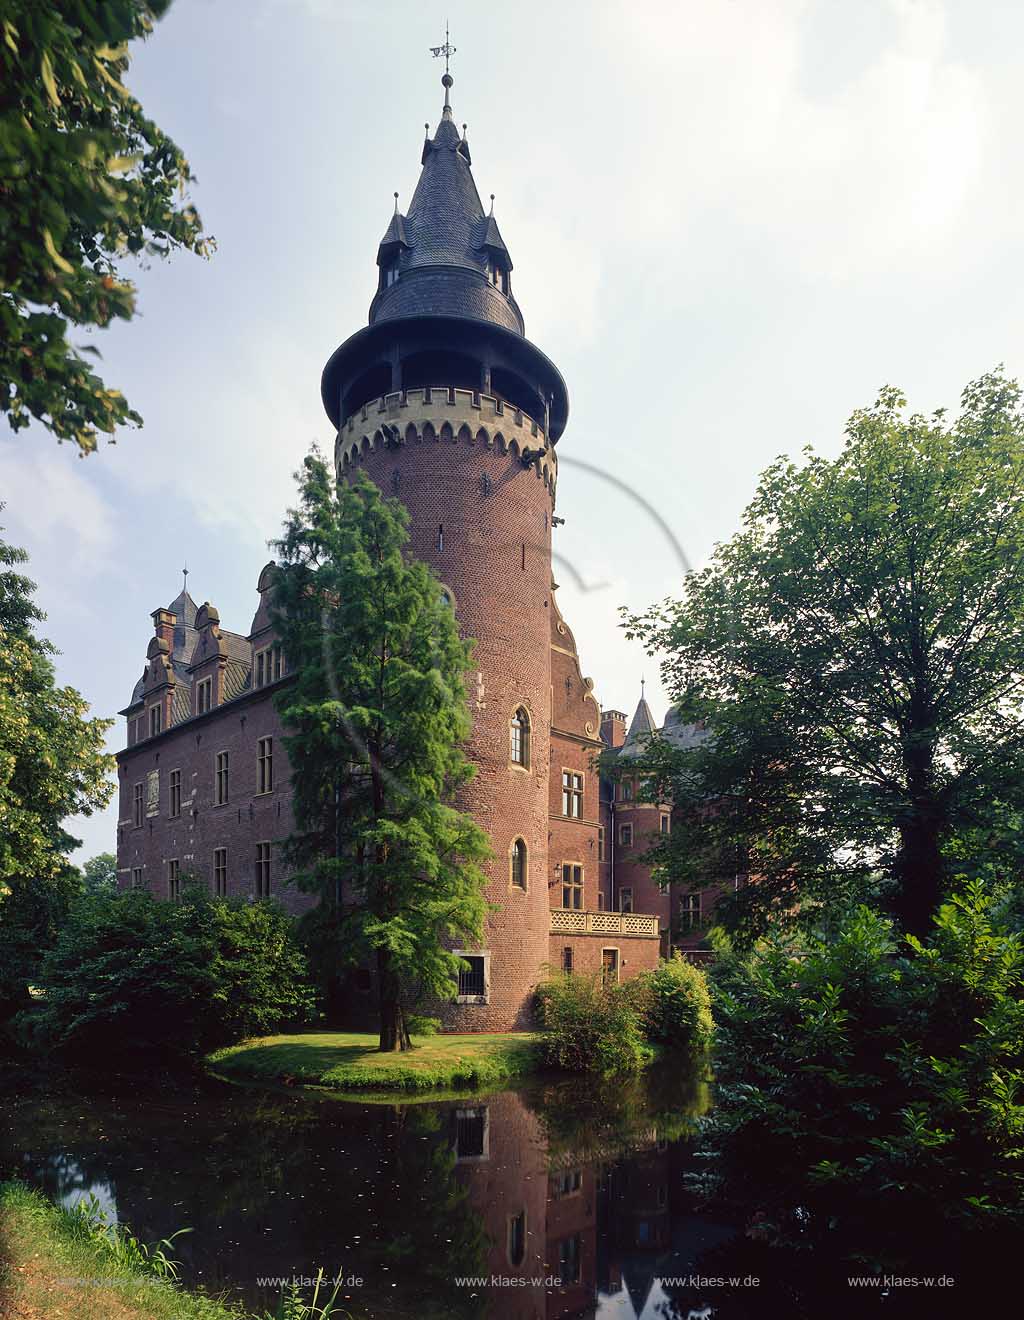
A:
618;694;658;760
611;693;710;762
369;79;525;335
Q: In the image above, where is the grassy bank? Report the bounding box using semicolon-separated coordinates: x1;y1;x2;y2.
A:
208;1030;539;1092
0;1182;238;1320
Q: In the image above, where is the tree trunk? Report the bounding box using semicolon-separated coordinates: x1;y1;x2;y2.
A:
895;721;945;938
377;947;412;1051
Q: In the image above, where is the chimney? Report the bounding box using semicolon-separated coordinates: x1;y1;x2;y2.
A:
152;607;175;649
601;709;627;749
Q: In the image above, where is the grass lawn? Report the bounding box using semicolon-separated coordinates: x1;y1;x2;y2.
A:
0;1182;239;1320
208;1030;539;1092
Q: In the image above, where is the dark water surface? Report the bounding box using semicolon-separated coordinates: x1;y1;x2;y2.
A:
1;1066;752;1319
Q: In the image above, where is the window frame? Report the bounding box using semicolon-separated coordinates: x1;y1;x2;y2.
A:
509;837;527;890
678;892;702;933
215;750;229;806
196;676;213;715
148;704;162;737
509;706;530;769
132;782;144;828
168;858;181;901
256;736;274;795
131;867;143;890
660;812;671;834
213;847;228;897
255;840;272;898
619;822;633;847
597;824;605;862
561;862;583;910
169;768;182;818
454;949;490;1004
619;887;633;913
561;769;584;818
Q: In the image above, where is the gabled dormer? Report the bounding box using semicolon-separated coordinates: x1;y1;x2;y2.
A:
189;602;228;715
249;563;286;691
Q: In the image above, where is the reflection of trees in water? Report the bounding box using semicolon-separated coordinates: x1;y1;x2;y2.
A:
2;1077;488;1320
523;1063;711;1167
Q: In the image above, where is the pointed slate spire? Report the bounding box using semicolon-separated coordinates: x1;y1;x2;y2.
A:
620;688;658;758
367;71;524;336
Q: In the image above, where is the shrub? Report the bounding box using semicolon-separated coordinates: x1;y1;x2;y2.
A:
406;1013;442;1037
535;971;650;1075
698;883;1024;1273
629;953;714;1054
33;886;316;1061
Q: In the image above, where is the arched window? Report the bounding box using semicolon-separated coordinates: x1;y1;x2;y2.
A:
510;838;527;889
510;707;530;767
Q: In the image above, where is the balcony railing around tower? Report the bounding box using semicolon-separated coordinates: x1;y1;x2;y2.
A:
549;909;660;939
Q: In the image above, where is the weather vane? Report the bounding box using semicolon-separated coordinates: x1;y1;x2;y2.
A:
430;22;456;76
182;561;189;591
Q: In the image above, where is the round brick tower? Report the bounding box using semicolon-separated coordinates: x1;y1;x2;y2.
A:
320;71;569;1029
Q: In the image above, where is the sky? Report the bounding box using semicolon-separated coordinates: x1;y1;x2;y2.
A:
3;0;1024;864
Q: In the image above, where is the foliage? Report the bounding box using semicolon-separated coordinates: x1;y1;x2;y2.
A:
0;530;112;1017
209;1030;537;1093
1;0;211;453
272;456;490;1050
697;883;1024;1272
81;850;117;894
624;370;1024;941
627;953;714;1054
535;971;651;1075
34;886;315;1060
63;1190;189;1281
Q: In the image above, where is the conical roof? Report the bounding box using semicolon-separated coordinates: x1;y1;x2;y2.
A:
619;691;658;759
369;76;524;335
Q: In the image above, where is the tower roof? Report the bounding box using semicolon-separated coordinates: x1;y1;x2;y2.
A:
369;74;524;336
619;690;658;759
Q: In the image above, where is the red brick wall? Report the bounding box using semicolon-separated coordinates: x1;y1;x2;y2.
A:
345;408;554;1030
115;682;313;915
547;932;660;979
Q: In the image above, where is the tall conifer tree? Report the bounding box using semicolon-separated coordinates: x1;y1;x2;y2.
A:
272;455;489;1050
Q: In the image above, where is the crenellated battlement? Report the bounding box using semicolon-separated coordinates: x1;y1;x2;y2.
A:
335;388;558;500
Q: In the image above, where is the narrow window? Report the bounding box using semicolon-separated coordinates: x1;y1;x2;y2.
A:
213;847;228;897
437;523;444;551
458;955;486;997
619;822;633;847
197;677;213;714
602;948;619;985
619;887;633;913
597;891;606;910
521;542;526;571
561;771;583;818
597;825;605;862
254;648;267;689
480;472;491;496
621;779;633;802
510;707;530;766
169;769;181;818
133;782;144;828
131;867;143;890
391;468;401;493
255;841;272;897
272;644;284;681
661;812;671;834
510;838;527;889
507;1211;526;1268
678;893;702;932
257;737;274;794
562;946;573;973
149;704;162;737
168;858;181;901
215;751;229;805
559;1236;581;1286
561;863;583;910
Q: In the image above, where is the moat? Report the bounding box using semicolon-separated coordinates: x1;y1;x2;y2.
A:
2;1066;746;1320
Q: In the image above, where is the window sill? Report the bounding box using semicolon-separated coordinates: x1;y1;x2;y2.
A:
456;994;489;1005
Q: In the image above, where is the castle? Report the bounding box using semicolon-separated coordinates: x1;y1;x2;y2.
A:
115;70;726;1029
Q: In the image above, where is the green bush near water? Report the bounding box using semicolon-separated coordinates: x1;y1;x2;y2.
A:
626;953;715;1055
535;971;652;1075
28;885;316;1062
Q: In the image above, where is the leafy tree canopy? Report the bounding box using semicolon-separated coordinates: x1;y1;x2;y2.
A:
624;370;1024;941
81;850;116;894
272;457;490;1051
0;529;112;1015
1;0;211;453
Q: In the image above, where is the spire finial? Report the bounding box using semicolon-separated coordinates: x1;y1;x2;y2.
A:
641;675;645;697
393;191;399;213
430;22;456;110
489;193;495;215
182;561;189;592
